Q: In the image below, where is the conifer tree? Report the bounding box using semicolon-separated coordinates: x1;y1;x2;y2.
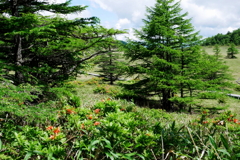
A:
123;0;230;111
95;50;126;85
227;43;239;58
0;0;124;86
213;44;221;58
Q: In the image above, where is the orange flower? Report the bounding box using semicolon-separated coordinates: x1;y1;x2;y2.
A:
53;127;60;134
66;108;75;114
46;126;54;130
18;102;24;105
81;124;85;129
94;121;100;126
202;111;207;114
107;98;111;101
233;119;238;123
94;109;101;114
49;135;56;140
202;121;208;124
87;114;93;120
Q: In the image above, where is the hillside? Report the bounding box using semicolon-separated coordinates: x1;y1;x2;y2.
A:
202;28;240;46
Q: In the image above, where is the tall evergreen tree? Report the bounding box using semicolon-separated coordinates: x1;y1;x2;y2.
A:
0;0;124;86
123;0;229;111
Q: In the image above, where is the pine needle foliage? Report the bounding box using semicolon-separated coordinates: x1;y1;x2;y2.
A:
123;0;230;111
0;0;125;86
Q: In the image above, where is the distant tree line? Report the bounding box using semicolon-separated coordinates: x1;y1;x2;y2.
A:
202;28;240;46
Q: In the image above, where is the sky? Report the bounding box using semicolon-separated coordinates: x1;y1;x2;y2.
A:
49;0;240;40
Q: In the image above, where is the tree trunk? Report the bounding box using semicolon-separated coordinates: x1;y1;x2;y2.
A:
162;89;172;110
14;35;24;85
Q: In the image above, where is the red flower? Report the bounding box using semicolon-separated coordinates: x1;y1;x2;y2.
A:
94;121;101;126
53;127;60;134
87;114;93;120
202;111;207;114
81;124;85;129
94;109;101;114
46;126;54;130
66;108;75;114
49;135;56;140
233;119;238;123
202;121;208;124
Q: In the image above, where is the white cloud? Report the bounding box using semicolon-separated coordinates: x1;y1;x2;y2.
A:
67;10;91;19
45;0;66;4
88;0;240;38
116;28;138;41
115;18;131;29
180;0;240;37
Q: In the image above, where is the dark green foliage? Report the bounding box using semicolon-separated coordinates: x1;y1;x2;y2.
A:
227;43;239;58
202;28;240;46
213;44;221;58
122;0;198;110
95;50;127;85
122;0;231;111
0;0;124;86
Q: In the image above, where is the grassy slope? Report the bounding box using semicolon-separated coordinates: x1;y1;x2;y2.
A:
77;46;240;121
200;46;240;118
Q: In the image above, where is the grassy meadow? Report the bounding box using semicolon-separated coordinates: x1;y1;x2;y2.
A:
1;46;240;159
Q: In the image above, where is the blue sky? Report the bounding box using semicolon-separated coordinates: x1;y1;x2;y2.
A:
53;0;240;40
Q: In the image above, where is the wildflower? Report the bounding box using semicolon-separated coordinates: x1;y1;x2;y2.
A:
120;108;126;111
87;114;93;120
18;102;24;105
107;98;111;101
202;111;208;114
202;121;208;124
66;108;75;114
81;124;85;129
49;135;56;140
233;119;238;123
46;126;54;130
53;127;60;135
94;121;101;126
94;109;101;114
227;118;232;122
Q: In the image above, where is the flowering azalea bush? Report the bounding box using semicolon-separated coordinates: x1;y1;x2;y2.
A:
1;97;240;159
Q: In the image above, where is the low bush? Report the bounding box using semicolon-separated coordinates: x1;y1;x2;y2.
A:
1;98;240;159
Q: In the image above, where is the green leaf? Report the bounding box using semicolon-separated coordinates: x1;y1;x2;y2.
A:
102;139;112;149
217;149;230;157
0;139;2;150
24;152;32;160
220;134;230;151
235;153;240;157
105;152;114;160
209;136;217;149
